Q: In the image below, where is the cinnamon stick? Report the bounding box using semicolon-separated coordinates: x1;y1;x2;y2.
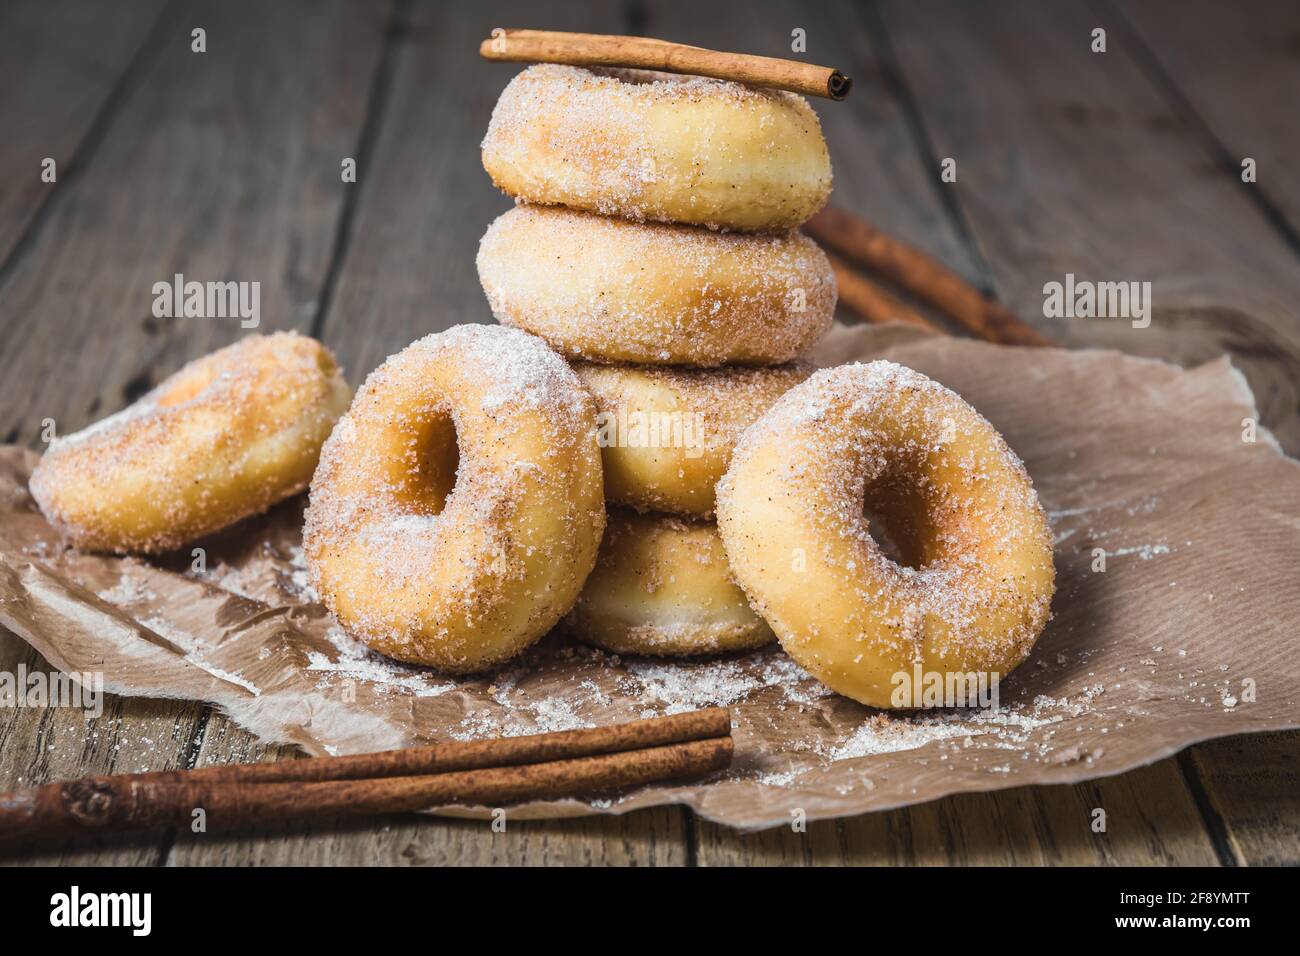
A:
480;29;851;101
125;706;731;786
806;207;1052;346
0;737;733;841
826;251;942;334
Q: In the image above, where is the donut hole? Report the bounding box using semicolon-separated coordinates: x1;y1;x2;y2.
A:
862;503;909;567
405;412;460;516
861;472;935;572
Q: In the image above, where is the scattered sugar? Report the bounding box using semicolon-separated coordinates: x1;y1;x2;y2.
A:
305;626;457;698
138;615;261;696
96;570;157;606
1109;543;1171;560
195;561;263;600
285;544;317;601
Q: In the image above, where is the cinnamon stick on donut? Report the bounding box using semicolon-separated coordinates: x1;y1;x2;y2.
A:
480;29;852;101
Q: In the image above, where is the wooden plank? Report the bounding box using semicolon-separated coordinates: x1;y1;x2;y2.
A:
878;0;1300;452
696;757;1220;865
0;0;389;865
876;0;1300;866
0;698;209;866
0;0;167;264
1115;0;1300;239
165;811;689;866
1183;732;1300;866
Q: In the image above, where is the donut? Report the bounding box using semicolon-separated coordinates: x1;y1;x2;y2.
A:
715;361;1054;708
567;509;774;657
478;205;836;367
30;333;351;554
303;324;605;672
481;65;833;232
573;361;812;517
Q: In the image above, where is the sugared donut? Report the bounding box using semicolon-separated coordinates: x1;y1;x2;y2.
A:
478;205;836;367
567;509;774;657
573;361;811;518
481;65;833;232
716;361;1054;708
303;324;605;672
30;333;350;554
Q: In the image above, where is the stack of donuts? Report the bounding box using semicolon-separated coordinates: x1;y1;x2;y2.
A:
477;65;837;658
28;64;1055;710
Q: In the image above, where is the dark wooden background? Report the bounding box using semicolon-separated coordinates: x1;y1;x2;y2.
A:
1;0;1297;865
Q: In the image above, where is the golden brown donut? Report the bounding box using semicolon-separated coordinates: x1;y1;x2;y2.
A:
478;205;836;367
567;509;774;657
303;324;605;672
573;361;812;517
716;361;1055;708
30;333;350;554
481;65;833;232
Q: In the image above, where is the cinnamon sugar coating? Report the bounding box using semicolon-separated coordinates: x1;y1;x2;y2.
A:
716;361;1055;708
481;65;833;232
30;332;351;554
573;360;812;517
478;204;836;367
567;509;774;657
303;325;606;672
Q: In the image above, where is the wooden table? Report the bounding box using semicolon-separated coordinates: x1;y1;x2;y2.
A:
1;0;1296;866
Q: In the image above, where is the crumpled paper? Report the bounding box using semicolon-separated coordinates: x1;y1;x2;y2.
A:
1;323;1297;829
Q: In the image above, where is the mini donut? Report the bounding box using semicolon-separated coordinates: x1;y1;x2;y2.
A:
567;509;774;657
481;65;833;232
716;361;1055;708
303;324;605;672
30;333;351;554
478;205;836;367
573;361;812;518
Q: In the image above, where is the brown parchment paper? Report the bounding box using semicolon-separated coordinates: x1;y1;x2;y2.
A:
1;323;1298;830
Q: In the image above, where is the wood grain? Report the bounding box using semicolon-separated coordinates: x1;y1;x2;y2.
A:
0;0;389;865
878;0;1300;452
1114;0;1300;239
696;760;1220;865
1183;732;1300;866
0;0;388;445
0;0;167;264
311;0;622;375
